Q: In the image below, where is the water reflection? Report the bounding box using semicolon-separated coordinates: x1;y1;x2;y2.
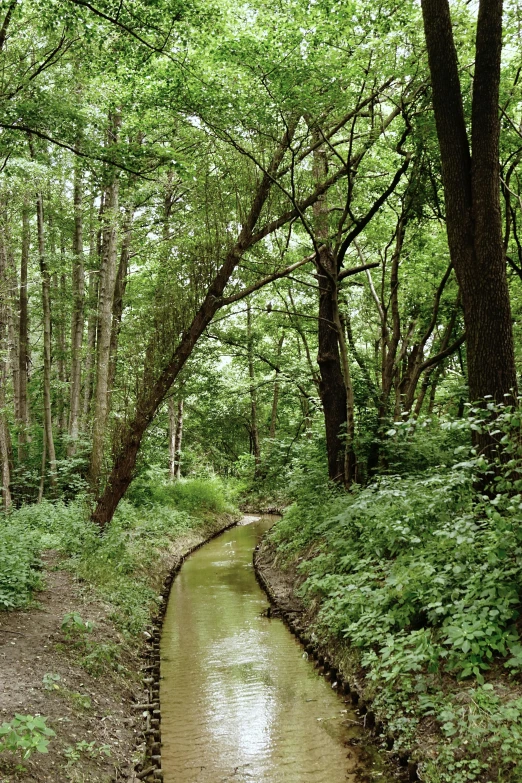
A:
160;515;384;783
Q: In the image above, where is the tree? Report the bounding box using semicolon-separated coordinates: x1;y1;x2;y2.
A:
421;0;517;430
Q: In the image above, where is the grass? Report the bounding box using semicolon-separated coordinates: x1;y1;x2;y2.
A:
0;475;239;640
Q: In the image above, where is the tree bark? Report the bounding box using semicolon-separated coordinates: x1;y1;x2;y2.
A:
246;303;261;476
68;160;85;456
421;0;517;428
6;243;19;425
36;191;57;490
269;333;285;439
108;206;132;393
173;399;183;480
55;269;68;432
0;235;12;511
18;197;30;460
89;171;119;489
168;397;176;480
312;143;348;484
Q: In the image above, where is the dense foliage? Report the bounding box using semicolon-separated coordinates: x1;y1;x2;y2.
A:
269;410;522;781
1;0;522;780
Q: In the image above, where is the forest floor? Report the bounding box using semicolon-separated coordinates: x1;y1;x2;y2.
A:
0;515;237;783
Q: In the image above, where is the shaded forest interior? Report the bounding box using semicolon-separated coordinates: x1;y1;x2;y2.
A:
2;0;522;782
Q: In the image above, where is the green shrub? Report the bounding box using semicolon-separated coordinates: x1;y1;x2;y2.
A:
150;477;231;514
0;523;43;609
269;405;522;783
0;715;55;760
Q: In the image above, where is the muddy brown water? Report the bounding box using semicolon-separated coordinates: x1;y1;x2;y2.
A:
160;514;390;783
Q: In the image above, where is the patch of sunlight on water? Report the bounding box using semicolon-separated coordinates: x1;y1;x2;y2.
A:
160;515;388;783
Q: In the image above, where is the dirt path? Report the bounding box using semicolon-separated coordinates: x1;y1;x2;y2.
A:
0;517;237;783
0;551;136;782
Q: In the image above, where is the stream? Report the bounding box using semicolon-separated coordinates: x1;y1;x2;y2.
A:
160;514;390;782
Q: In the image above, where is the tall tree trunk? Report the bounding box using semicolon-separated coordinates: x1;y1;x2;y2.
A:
421;0;517;435
246;303;261;476
68;161;85;456
37;436;46;504
56;270;68;432
380;216;406;420
0;236;12;511
82;270;99;430
6;244;19;424
269;333;285;439
18;198;30;460
82;195;103;431
36;192;57;490
173;399;183;480
337;310;357;484
313;144;347;484
89;173;119;489
108;207;132;393
168;397;177;480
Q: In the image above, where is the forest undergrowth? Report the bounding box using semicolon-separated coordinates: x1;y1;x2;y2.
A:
263;407;522;783
0;476;240;778
1;474;238;621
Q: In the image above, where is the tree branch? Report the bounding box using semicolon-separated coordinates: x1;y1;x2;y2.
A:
0;0;16;53
218;253;316;306
336;155;412;268
0;123;154;179
418;333;466;373
338;261;380;281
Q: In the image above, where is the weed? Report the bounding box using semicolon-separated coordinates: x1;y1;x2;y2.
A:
0;715;55;760
64;740;110;766
79;642;123;677
61;612;94;639
42;673;61;692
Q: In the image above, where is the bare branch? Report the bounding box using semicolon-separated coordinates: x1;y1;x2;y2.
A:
336;155;412;268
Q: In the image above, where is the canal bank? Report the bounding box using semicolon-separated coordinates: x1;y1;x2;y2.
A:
0;504;240;783
254;537;419;783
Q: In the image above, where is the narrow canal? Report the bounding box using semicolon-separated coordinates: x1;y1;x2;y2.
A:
160;515;389;782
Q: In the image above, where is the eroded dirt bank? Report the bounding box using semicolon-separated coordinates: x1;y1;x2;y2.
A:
0;514;238;783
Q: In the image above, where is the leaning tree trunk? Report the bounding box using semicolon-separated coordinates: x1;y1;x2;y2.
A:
92;122;296;527
36;191;57;490
421;0;517;448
